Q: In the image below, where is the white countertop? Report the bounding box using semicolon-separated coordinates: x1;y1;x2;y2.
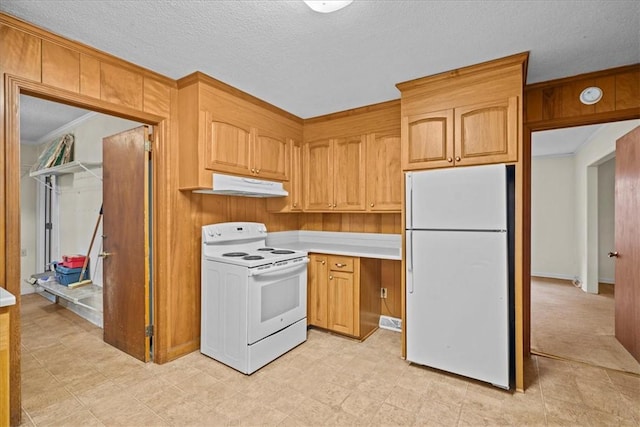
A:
267;230;402;260
0;287;16;307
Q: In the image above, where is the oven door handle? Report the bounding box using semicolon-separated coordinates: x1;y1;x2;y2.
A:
248;257;310;277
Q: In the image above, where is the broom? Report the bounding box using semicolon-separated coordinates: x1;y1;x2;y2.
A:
68;205;103;289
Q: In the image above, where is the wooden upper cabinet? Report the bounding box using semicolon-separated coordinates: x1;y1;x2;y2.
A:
303;139;334;211
177;72;303;190
333;135;366;211
253;130;290;181
403;110;453;170
455;96;518;166
397;52;527;171
303;136;366;211
204;114;252;174
367;132;402;211
266;140;302;212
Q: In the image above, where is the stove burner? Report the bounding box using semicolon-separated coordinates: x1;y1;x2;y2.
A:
223;252;249;257
272;250;295;254
257;248;275;251
243;255;264;260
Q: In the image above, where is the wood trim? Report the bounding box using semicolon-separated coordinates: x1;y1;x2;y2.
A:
524;64;640;129
303;99;400;125
0;12;176;87
176;72;303;124
396;52;529;92
524;63;639;91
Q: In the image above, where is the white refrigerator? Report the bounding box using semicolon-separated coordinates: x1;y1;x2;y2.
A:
405;164;514;389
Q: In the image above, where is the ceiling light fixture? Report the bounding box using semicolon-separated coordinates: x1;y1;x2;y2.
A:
303;0;353;13
579;86;603;105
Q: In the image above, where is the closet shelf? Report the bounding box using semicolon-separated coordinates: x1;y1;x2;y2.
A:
29;160;102;178
28;272;102;313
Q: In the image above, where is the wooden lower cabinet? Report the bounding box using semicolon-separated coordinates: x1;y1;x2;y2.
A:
0;308;9;427
307;254;381;339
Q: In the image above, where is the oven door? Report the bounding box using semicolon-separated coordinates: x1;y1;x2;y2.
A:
247;260;308;344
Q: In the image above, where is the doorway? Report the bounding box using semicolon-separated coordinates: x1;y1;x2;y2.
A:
530;119;640;374
18;92;153;360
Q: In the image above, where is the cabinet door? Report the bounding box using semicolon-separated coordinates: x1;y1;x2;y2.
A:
333;135;366;211
204;114;252;175
303;139;333;211
308;254;328;328
454;96;518;166
253;130;289;181
367;132;402;211
402;110;454;170
327;271;355;336
266;140;302;212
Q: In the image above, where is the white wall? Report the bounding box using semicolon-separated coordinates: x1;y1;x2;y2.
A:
20;145;40;294
574;119;640;293
598;157;615;284
531;155;577;279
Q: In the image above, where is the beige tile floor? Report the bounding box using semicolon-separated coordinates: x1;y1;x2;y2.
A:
19;293;640;426
531;277;640;375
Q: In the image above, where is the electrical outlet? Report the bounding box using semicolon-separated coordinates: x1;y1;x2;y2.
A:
380;288;387;299
21;248;27;257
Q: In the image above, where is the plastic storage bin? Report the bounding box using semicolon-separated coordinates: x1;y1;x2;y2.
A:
55;264;90;286
61;254;88;268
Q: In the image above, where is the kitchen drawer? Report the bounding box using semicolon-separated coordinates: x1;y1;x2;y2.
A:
328;256;354;273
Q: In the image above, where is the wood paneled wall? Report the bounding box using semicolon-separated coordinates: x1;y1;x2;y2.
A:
0;13;178;424
525;64;640;130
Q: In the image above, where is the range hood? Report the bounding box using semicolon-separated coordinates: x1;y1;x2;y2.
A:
193;173;288;198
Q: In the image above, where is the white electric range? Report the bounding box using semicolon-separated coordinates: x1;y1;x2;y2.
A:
200;222;308;374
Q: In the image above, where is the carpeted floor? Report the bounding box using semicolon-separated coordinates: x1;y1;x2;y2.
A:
531;277;640;375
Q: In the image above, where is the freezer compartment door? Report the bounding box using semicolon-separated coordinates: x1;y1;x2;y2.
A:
406;230;510;388
406;164;507;230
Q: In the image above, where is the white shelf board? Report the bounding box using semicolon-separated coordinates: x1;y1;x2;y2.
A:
29;272;103;313
29;160;102;178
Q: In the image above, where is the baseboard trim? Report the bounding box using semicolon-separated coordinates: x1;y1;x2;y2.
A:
531;272;576;281
599;277;615;284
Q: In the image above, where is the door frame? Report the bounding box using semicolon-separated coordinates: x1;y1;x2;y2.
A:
4;75;164;420
522;93;640;366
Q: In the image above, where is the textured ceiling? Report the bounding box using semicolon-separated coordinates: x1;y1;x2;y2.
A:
20;95;90;144
2;1;638;118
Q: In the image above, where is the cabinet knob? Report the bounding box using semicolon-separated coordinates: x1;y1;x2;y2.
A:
370;203;374;207
321;260;326;265
333;204;337;208
455;156;461;162
293;203;297;208
329;275;333;280
256;169;260;174
251;168;256;173
328;203;333;208
447;157;453;163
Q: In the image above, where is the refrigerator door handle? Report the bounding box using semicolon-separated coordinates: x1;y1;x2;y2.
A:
406;173;413;229
407;230;414;294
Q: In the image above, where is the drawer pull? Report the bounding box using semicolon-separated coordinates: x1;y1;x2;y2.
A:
335;263;347;268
